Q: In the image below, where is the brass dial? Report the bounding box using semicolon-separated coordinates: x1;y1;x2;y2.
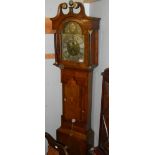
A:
61;22;84;62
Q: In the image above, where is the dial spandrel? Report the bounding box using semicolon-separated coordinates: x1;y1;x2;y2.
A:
62;22;84;62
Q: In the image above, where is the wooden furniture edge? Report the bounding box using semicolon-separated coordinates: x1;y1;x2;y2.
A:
45;17;55;34
45;53;55;59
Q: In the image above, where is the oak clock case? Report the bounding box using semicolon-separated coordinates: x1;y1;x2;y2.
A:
50;1;100;155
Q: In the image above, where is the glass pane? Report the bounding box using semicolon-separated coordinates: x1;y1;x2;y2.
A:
62;22;84;62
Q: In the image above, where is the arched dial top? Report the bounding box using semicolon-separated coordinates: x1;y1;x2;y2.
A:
62;22;84;62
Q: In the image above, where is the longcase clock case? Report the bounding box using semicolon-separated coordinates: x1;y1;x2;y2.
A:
50;1;100;155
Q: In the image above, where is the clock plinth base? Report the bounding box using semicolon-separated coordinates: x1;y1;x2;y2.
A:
56;127;94;155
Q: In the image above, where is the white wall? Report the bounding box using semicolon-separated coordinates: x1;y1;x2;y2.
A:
45;0;109;151
90;0;109;146
45;1;65;152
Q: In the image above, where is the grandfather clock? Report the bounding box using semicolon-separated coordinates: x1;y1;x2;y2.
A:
50;1;100;155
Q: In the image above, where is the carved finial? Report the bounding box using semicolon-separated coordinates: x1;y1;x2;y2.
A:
58;1;86;16
69;1;79;9
69;0;74;6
